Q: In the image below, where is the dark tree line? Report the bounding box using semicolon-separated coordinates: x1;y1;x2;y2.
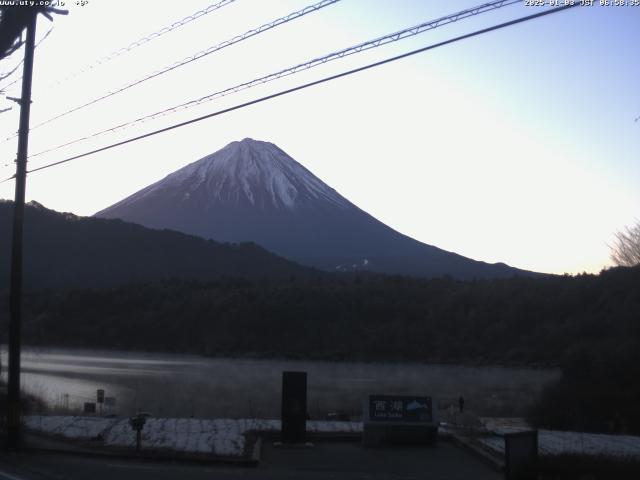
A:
0;265;636;367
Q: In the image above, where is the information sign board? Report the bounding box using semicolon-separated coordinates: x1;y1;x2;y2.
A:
368;395;433;423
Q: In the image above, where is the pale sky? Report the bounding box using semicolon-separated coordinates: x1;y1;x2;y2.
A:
0;0;638;275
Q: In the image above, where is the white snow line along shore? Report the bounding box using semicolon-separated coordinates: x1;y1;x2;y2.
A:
25;415;640;460
479;419;640;460
24;416;362;457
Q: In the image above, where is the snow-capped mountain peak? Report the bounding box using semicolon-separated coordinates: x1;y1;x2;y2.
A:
118;138;349;211
96;138;535;280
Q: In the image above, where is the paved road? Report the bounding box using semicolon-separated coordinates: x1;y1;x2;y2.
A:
0;441;501;480
262;441;502;480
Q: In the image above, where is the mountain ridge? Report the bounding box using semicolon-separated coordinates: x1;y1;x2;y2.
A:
0;199;314;290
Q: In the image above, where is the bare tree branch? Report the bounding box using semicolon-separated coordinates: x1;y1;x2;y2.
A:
610;220;640;267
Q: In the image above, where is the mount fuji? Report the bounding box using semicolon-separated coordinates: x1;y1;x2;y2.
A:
95;138;535;279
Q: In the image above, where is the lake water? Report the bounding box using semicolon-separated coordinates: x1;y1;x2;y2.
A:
0;347;560;419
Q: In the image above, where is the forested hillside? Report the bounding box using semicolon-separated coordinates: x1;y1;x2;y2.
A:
0;200;314;290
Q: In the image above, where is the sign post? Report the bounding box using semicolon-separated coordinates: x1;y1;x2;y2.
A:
104;396;117;415
129;414;147;453
96;389;105;415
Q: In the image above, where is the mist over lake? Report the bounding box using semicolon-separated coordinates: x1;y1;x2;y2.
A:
2;347;559;419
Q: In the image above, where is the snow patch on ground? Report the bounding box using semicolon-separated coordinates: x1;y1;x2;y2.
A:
25;416;116;441
478;418;640;459
27;414;639;460
479;430;640;459
24;416;362;457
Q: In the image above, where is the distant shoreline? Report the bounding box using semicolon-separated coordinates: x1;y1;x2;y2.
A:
1;344;560;371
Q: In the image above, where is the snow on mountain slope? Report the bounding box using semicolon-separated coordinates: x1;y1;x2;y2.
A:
96;138;537;279
108;138;349;211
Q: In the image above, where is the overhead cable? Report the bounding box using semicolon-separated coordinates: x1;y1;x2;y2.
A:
0;3;579;184
28;0;520;159
45;0;238;89
0;25;54;93
24;0;341;134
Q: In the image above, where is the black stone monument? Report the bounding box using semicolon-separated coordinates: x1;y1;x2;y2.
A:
281;371;307;444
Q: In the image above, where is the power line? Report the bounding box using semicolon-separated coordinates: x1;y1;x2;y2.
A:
0;26;55;170
1;1;236;95
0;3;579;184
0;73;21;93
0;61;23;84
43;0;237;90
0;25;54;93
0;58;25;83
28;0;520;159
23;0;341;135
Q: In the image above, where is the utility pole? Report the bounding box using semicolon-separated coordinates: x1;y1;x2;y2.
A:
7;11;37;449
